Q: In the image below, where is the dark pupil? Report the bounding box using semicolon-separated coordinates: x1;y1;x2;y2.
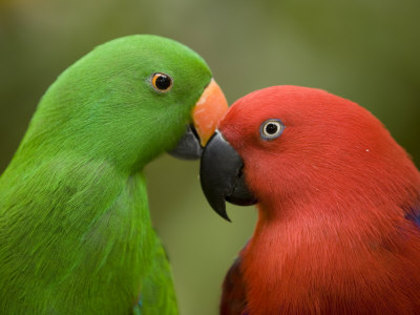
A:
265;123;278;134
155;75;171;90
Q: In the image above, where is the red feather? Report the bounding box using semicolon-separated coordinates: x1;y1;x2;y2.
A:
220;257;248;315
219;86;420;314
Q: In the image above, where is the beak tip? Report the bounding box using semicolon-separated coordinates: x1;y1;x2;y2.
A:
216;205;232;222
205;192;232;222
199;135;210;148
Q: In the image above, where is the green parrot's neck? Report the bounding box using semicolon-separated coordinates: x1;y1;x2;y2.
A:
11;118;156;176
0;153;156;313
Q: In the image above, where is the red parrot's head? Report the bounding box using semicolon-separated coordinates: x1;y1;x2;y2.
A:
200;85;417;221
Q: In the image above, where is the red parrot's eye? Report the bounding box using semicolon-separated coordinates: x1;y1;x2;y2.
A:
151;72;173;92
260;119;284;140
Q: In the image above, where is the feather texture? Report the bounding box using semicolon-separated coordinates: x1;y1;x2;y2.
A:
220;257;248;315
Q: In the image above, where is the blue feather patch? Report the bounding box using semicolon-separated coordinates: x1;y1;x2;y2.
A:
405;208;420;228
137;294;143;309
132;294;143;315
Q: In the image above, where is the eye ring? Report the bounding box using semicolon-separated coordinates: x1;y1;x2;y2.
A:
260;119;285;140
151;72;173;93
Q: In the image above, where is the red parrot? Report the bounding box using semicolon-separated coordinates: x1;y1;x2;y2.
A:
199;86;420;314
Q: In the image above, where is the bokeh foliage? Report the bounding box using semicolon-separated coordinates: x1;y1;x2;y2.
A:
1;0;419;314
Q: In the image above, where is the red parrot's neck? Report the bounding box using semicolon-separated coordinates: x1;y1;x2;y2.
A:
240;177;420;315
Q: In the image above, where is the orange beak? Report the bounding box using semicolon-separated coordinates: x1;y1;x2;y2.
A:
192;79;228;147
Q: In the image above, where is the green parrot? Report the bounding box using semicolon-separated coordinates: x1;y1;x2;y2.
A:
0;35;228;314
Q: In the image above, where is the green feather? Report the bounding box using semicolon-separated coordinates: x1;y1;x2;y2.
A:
0;35;212;314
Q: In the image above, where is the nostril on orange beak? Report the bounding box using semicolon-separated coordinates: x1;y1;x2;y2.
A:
192;79;229;147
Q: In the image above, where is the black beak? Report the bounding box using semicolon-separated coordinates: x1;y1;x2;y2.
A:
200;131;257;221
168;125;202;160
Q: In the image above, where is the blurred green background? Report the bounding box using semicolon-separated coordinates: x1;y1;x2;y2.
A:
1;0;419;314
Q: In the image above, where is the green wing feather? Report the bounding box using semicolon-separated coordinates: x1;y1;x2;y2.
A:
134;236;178;315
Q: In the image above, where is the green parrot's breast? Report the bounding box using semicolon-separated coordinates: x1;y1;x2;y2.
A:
0;157;167;314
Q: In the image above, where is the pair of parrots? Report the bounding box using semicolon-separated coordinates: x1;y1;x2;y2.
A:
0;35;418;314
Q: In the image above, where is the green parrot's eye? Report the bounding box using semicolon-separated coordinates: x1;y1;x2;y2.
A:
151;73;173;93
260;119;285;140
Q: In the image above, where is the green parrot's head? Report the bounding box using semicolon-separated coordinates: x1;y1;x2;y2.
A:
24;35;227;173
